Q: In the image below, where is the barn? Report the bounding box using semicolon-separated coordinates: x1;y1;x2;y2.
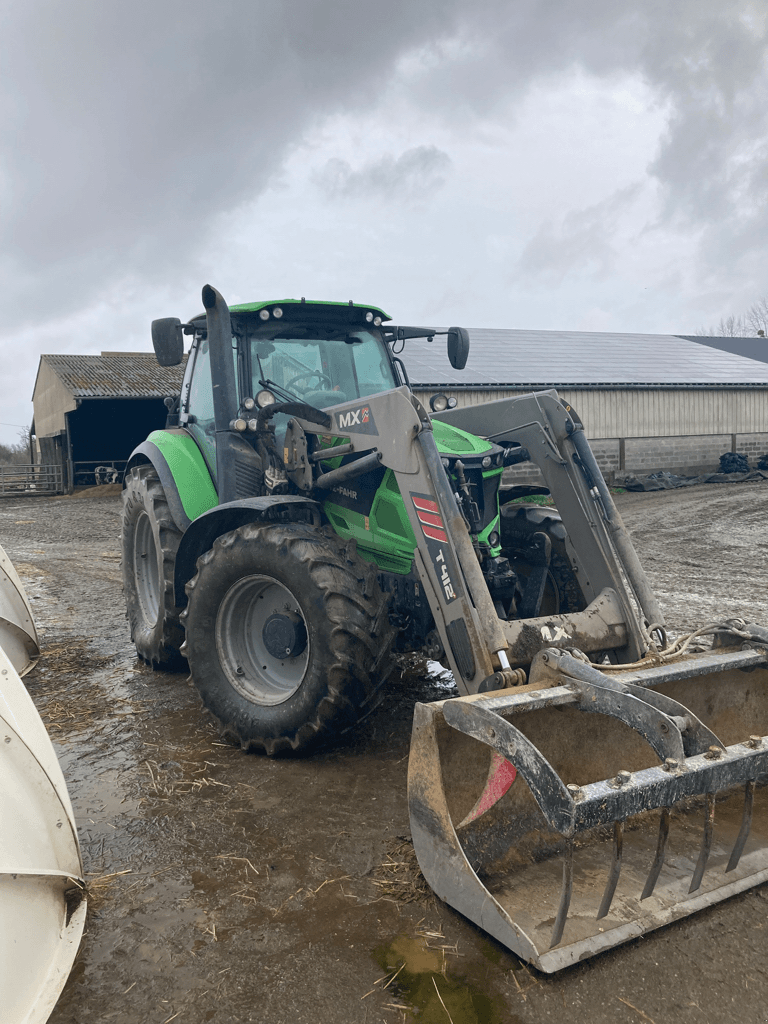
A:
404;328;768;482
31;353;187;490
30;330;768;493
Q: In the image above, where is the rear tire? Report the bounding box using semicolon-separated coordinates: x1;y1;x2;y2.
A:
122;465;186;669
500;503;586;615
181;522;395;756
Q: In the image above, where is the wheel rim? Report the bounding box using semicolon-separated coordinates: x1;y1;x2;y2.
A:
133;511;161;624
215;575;310;706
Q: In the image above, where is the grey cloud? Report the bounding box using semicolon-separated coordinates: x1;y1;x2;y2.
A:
404;1;768;273
518;185;643;284
0;0;468;330
313;146;451;202
2;0;767;332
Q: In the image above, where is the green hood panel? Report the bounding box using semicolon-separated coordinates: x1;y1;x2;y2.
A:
432;418;493;456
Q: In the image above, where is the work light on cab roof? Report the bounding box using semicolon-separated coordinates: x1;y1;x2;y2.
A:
227;296;392;327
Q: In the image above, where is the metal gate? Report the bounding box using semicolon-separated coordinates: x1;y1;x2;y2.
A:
0;465;64;496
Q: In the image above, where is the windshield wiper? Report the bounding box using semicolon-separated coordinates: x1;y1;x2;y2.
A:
259;377;302;403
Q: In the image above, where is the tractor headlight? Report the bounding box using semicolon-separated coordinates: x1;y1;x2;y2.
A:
256;389;276;408
430;393;449;412
447;396;458;408
482;456;492;469
365;311;374;322
488;531;500;547
243;397;256;411
259;309;270;320
373;316;382;326
247;418;258;432
272;307;283;318
232;418;247;432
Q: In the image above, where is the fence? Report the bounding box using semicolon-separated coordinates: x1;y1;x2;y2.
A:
0;464;64;496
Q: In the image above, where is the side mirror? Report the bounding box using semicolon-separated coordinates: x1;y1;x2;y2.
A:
151;318;184;366
447;327;469;370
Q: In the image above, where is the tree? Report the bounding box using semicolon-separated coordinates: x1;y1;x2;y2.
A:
697;298;768;337
744;297;768;337
0;427;32;466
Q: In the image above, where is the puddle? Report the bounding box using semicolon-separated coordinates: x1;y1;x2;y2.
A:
373;930;517;1024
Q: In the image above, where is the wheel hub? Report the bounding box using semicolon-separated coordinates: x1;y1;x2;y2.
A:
215;574;311;705
262;613;307;659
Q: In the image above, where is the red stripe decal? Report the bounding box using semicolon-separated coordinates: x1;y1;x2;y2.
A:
412;496;439;515
460;752;517;826
422;524;448;543
416;510;444;529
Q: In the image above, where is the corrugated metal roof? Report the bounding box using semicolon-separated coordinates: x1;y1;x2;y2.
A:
679;336;768;366
402;329;768;387
40;353;187;398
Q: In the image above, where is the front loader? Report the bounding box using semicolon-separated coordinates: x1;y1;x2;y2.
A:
122;284;768;971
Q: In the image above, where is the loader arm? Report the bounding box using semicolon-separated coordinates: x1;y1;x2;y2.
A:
286;386;647;693
287;387;502;692
433;390;654;660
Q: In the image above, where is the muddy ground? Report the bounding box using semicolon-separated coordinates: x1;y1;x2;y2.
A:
2;481;768;1024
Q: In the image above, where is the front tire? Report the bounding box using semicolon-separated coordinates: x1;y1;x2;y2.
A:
181;523;395;756
500;503;587;615
122;465;186;669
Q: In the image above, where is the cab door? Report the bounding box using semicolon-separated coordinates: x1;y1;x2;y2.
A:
182;335;240;477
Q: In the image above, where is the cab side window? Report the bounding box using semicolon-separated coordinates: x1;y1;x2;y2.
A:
185;337;241;475
187;338;215;437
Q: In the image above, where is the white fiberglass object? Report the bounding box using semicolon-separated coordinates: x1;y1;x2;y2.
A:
0;546;85;1023
0;543;40;676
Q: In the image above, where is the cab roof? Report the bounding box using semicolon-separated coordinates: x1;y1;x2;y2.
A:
190;297;391;326
230;298;390;318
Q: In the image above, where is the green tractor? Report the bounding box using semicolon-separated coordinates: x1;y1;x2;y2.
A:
122;285;582;755
122;285;768;971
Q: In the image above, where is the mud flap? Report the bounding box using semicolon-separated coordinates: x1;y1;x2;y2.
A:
408;646;768;972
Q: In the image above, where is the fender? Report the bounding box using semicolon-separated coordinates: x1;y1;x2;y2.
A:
124;429;219;531
173;496;322;606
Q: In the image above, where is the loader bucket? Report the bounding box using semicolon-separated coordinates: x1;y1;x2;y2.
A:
408;645;768;972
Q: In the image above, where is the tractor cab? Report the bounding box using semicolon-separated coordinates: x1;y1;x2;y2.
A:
175;300;400;472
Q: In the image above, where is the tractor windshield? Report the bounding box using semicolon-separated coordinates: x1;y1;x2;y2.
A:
246;328;397;409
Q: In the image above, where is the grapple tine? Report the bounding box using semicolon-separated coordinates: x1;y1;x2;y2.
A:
640;807;671;900
597;821;624;920
689;792;716;893
726;780;756;873
549;839;574;948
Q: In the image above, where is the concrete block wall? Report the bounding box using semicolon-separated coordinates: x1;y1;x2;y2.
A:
501;432;768;488
590;439;621;477
623;434;732;477
735;432;768;460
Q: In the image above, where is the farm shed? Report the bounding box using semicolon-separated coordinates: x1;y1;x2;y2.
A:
31;353;187;489
403;328;768;482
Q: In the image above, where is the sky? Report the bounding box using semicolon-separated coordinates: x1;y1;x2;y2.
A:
1;0;767;445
